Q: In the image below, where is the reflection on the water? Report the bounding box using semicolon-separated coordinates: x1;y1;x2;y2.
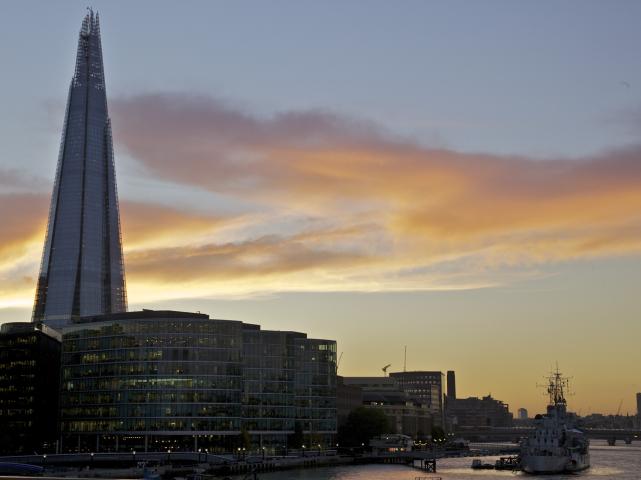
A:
234;440;641;479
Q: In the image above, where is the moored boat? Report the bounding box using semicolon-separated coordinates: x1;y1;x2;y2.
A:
471;458;494;469
520;368;590;474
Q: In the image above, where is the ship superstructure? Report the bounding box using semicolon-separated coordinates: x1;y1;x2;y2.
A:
520;368;590;474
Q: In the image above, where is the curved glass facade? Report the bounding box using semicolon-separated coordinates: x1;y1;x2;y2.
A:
59;311;336;452
60;312;243;452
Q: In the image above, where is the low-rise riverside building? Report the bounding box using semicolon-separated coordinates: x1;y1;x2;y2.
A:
58;310;336;453
0;322;61;454
389;371;445;426
341;377;432;438
447;395;513;428
336;376;363;427
369;434;413;455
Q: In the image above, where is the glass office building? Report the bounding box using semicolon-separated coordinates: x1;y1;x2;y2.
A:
294;337;338;445
0;323;61;454
59;311;336;452
242;327;337;449
242;327;301;443
33;9;126;329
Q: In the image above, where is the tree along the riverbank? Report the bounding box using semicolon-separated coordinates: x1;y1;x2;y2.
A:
431;425;446;442
338;407;390;447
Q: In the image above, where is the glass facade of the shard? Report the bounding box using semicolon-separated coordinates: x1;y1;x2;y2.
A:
33;11;127;329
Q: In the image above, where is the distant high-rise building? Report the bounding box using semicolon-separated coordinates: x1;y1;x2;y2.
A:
636;393;641;425
447;370;456;400
32;10;126;329
518;408;528;420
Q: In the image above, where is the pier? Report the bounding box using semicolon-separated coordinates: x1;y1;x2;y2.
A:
455;426;641;443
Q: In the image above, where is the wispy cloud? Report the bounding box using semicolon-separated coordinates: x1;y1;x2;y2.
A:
108;93;641;299
2;94;641;307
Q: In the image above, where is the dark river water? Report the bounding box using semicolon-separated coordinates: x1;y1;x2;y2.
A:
240;440;641;479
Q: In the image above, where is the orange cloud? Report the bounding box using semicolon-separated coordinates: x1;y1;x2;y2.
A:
0;194;235;306
0;191;48;308
0;192;48;263
3;95;641;308
120;201;228;250
109;94;641;292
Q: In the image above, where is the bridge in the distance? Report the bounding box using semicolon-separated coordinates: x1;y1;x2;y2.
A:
455;426;641;444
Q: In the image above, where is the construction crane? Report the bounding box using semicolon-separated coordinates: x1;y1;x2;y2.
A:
336;352;343;374
611;399;624;431
382;364;391;376
403;346;407;372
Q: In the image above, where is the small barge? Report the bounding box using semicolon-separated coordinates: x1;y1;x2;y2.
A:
471;456;520;471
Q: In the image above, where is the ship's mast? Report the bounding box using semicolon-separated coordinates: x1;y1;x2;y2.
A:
547;365;570;406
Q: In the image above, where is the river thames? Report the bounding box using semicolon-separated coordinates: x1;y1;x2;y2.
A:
234;441;641;479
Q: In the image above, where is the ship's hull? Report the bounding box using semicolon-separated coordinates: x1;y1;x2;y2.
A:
521;453;590;474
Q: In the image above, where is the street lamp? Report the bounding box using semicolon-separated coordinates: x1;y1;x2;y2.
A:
317;444;321;456
198;448;202;462
167;449;171;463
42;454;47;468
90;452;94;468
132;451;136;465
302;445;306;457
262;446;266;461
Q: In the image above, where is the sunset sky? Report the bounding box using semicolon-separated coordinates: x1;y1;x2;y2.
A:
1;0;641;415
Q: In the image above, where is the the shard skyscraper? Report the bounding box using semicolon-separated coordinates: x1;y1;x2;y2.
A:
33;10;127;329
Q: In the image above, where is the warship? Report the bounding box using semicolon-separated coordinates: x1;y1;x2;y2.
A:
520;368;590;473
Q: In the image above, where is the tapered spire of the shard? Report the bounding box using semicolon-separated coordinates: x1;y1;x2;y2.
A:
33;10;127;329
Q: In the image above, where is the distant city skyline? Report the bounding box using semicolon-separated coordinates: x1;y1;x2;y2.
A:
1;1;641;415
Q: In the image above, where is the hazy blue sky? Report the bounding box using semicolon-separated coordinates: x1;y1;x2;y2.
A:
1;1;641;414
2;1;641;168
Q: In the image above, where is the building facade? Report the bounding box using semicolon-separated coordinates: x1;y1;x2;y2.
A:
294;337;337;446
59;311;336;452
33;9;126;329
242;326;337;449
389;371;445;426
518;408;528;420
342;377;432;438
447;395;513;428
0;323;61;454
336;376;363;427
446;370;456;400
